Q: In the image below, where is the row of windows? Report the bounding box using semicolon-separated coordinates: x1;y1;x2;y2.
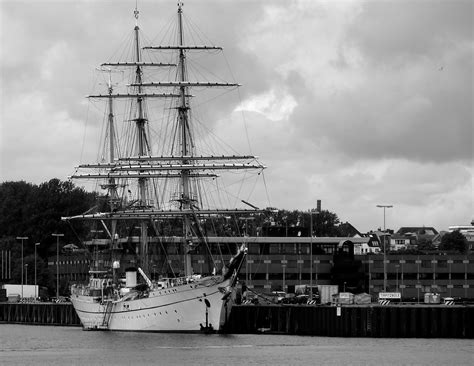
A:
370;260;470;268
242;272;472;281
57;273;87;281
369;273;471;280
50;260;89;266
137;242;334;256
371;285;469;292
247;273;333;281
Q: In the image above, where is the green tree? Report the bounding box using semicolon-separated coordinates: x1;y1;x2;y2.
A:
417;238;435;251
439;231;468;253
307;210;340;236
0;181;36;237
259;208;341;237
0;179;95;245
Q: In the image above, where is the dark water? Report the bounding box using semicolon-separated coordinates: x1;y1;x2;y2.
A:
0;324;472;365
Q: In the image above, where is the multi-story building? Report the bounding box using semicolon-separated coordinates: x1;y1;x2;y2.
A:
49;235;474;300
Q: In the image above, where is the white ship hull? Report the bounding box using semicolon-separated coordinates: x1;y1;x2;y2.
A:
71;276;232;332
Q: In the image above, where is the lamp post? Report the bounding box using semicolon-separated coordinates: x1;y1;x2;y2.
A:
309;208;319;300
282;264;286;292
395;264;400;292
35;243;40;299
52;233;64;300
282;216;288;237
310;210;313;299
25;264;28;285
16;236;28;298
376;205;393;292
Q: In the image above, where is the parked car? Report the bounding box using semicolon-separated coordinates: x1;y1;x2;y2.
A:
271;291;286;303
282;293;297;304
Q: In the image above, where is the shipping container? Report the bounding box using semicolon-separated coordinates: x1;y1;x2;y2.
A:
424;292;441;304
2;284;38;298
295;285;319;298
333;292;354;305
318;285;338;304
354;292;372;304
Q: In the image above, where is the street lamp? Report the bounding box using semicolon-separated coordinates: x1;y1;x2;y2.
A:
282;216;288;237
282;263;286;292
52;233;64;300
35;243;40;299
25;264;28;285
309;208;319;300
16;236;28;298
376;205;393;292
395;264;400;292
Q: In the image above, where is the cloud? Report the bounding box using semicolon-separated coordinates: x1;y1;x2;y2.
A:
1;90;98;183
236;89;297;121
1;0;472;233
347;0;473;65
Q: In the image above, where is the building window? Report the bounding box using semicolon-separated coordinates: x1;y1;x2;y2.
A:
259;243;270;255
421;260;431;268
451;273;465;280
373;260;383;268
403;272;417;280
438;260;447;268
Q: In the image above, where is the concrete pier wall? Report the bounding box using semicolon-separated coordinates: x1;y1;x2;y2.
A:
0;302;80;326
1;302;472;338
225;304;474;338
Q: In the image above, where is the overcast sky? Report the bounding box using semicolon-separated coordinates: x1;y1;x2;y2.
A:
1;0;472;233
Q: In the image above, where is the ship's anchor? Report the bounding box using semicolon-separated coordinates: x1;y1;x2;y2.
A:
199;298;214;334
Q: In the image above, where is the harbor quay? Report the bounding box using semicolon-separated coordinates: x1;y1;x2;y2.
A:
226;304;474;338
0;302;472;338
0;302;80;326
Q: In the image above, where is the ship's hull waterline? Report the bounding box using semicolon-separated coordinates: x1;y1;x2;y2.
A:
71;276;232;332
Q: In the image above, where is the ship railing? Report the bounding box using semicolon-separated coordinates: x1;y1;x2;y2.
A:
71;284;89;296
153;274;204;289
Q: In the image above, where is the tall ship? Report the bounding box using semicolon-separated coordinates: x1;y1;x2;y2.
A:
63;3;266;332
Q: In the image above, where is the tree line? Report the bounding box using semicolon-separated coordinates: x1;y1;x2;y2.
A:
0;179;95;294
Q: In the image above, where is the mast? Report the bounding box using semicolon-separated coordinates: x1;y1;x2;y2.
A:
105;70;119;281
177;3;193;277
133;6;149;273
103;70;120;205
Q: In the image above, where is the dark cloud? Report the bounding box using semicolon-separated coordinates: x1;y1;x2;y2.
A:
284;0;473;164
1;0;472;232
346;0;473;65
